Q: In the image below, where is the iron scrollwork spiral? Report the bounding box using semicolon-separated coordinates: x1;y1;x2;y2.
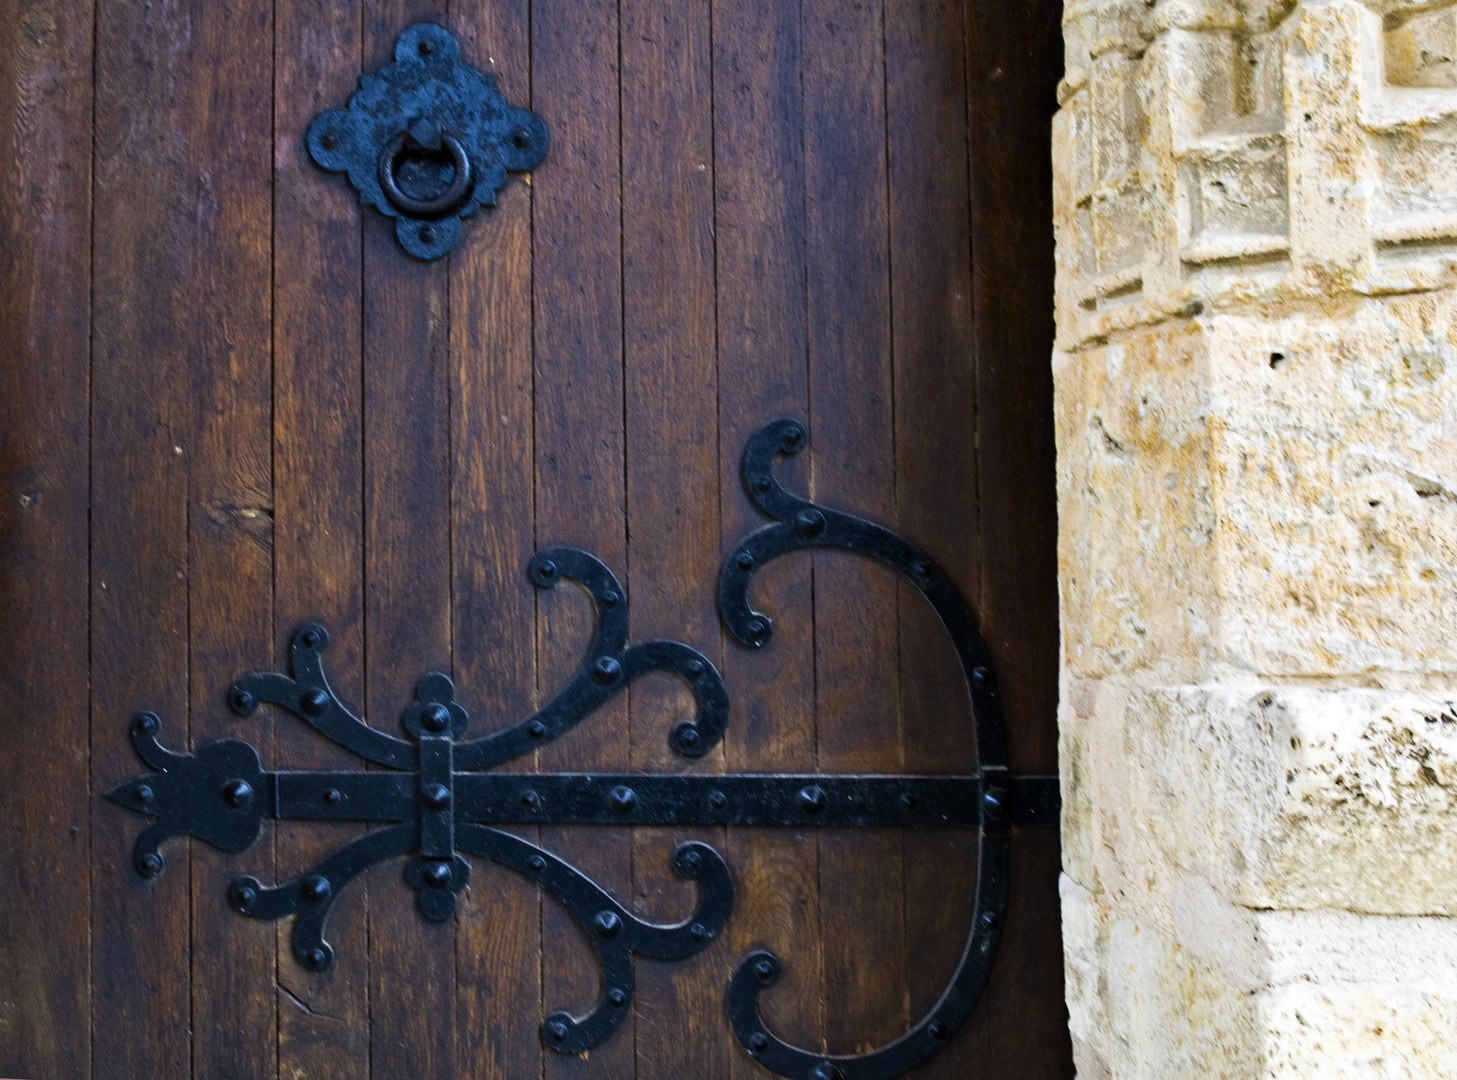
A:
106;418;1053;1078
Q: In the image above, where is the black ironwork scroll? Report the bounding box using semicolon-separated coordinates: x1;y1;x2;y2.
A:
107;418;1058;1079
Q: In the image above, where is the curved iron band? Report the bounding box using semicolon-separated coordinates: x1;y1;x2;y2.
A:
453;547;728;769
377;130;474;217
230;823;415;971
454;827;733;1053
718;416;1010;1080
230;623;415;769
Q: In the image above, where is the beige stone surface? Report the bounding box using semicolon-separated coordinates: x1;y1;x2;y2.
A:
1055;0;1457;1074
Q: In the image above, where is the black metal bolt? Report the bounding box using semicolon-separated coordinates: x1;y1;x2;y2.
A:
301;875;332;905
418;38;434;55
972;666;990;686
601;589;619;607
135;712;159;734
223;779;253;808
134;784;154;807
752;477;771;493
689;922;708;941
528;720;547;739
794;508;825;536
750;1033;768;1050
913;560;932;579
320;132;339;150
521;789;540;808
754;957;775;981
607;988;627;1006
708;789;727;810
928;1020;948;1040
419;225;437;244
301;627;323;648
982;786;1007;819
511;127;532;149
424;860;452;888
782;427;804;450
323;787;342;805
812;1064;842;1080
529;854;546;872
608;785;636;813
300;688;330;716
138;852;163;877
230;882;257;910
899;792;917;810
304;947;328;971
594;910;621;939
229;687;256;714
676;726;700;749
979;910;999;929
798;785;826;814
546;1020;568;1041
423;703;452;732
592;656;621;684
746;618;765;637
685;658;704;675
735;551;754;570
423;782;450;810
680;848;702;871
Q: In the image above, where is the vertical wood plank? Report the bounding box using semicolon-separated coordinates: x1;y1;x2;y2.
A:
965;2;1070;1077
801;0;907;1055
361;6;455;1079
882;3;980;1075
532;0;632;1076
710;0;823;1068
619;0;724;1074
450;4;543;1078
273;2;371;1076
182;1;278;1076
0;0;93;1074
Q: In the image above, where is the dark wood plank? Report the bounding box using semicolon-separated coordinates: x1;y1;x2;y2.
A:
532;0;632;1075
801;0;907;1055
619;0;725;1073
180;2;278;1076
361;6;455;1079
449;6;543;1078
881;3;981;1075
710;0;822;1069
965;2;1071;1076
0;0;93;1074
273;1;372;1075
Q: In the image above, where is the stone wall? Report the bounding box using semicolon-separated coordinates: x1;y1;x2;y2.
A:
1054;1;1457;1074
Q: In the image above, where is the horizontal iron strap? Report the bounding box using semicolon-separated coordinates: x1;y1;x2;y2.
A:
271;772;1059;828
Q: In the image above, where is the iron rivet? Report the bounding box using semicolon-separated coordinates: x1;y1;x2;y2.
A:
423;782;450;809
528;720;546;739
418;39;433;55
424;860;452;887
135;712;159;734
134;785;154;806
685;658;704;675
301;875;332;904
913;560;932;579
798;785;826;814
529;854;546;871
681;849;702;870
511;127;531;149
305;947;328;970
708;789;727;810
746;618;765;637
794;509;825;536
929;1020;948;1040
782;428;803;450
547;1020;568;1041
300;688;330;716
229;687;256;714
231;882;257;909
521;789;540;808
983;787;1007;818
594;910;621;938
608;785;636;813
689;922;707;941
607;988;627;1006
812;1064;841;1080
301;628;322;648
754;958;775;980
592;656;621;684
750;1033;768;1050
677;726;700;748
223;779;253;807
320;132;338;150
323;787;342;805
900;792;917;810
419;224;437;244
534;559;558;583
423;703;451;732
972;666;990;686
735;552;754;570
752;477;771;493
138;852;163;877
601;590;619;607
980;910;999;929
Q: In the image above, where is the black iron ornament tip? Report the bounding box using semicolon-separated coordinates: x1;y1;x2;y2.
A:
307;23;547;259
106;418;1058;1080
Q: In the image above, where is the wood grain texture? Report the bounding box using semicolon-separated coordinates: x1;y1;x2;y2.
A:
532;2;633;1076
449;4;544;1077
0;0;93;1075
273;0;371;1075
619;0;726;1073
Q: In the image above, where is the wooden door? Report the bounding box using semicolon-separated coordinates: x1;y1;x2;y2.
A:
0;1;1067;1077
